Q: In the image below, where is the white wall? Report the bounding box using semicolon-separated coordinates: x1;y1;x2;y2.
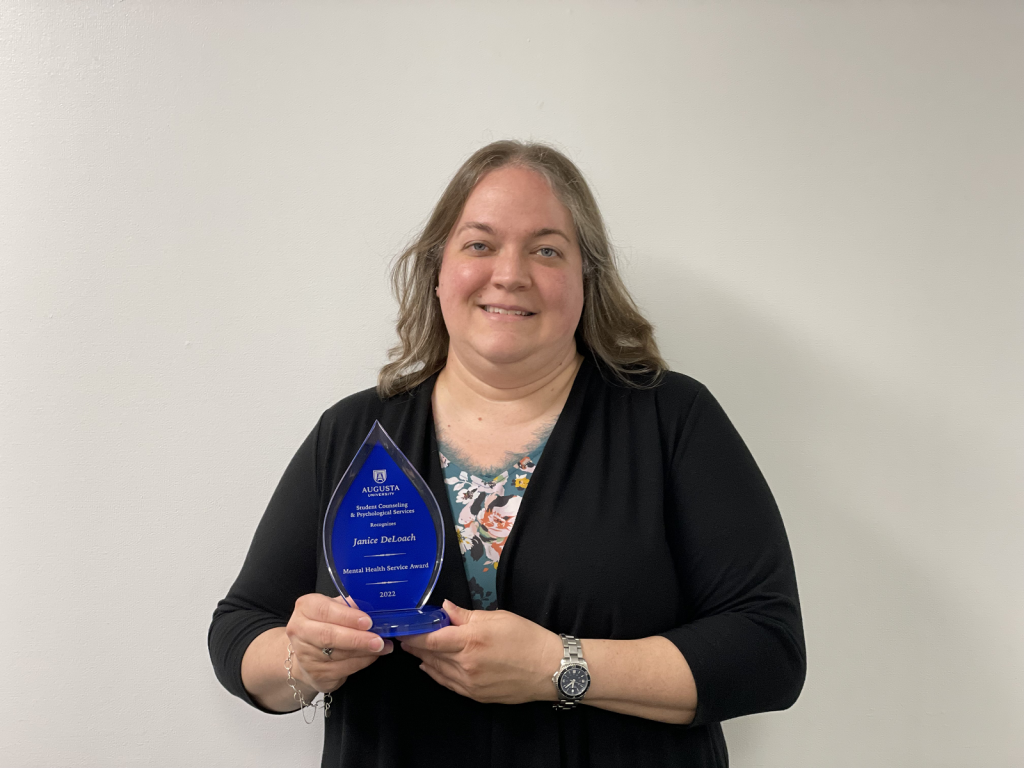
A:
2;2;1021;766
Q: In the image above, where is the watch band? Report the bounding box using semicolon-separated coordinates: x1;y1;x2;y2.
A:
561;634;583;664
553;634;589;710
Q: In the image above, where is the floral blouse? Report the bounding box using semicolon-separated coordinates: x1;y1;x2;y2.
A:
438;441;547;610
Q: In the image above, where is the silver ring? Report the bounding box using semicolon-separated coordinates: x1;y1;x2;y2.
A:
322;647;333;658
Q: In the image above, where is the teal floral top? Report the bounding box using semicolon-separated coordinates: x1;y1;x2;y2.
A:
438;440;547;610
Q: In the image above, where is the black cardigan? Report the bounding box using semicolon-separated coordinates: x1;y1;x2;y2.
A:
209;357;805;767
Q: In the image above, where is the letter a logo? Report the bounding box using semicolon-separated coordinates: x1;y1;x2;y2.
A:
373;469;387;484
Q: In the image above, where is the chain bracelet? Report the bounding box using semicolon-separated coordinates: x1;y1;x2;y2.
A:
285;643;332;724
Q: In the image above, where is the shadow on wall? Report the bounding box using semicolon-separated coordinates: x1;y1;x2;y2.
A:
638;259;1020;765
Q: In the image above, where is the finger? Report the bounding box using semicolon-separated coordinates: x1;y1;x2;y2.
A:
290;637;392;688
400;625;466;654
442;599;473;627
317;638;395;661
300;623;387;655
296;593;372;631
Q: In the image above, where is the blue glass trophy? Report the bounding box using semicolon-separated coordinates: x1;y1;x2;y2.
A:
323;421;450;637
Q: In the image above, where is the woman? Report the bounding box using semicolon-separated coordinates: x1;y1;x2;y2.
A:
209;141;805;767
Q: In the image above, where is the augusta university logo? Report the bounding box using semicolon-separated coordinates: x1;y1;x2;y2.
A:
373;469;387;484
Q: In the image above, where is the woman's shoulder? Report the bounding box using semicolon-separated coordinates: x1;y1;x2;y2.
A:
321;384;386;419
313;377;433;450
587;358;707;407
321;374;431;416
654;369;707;398
581;362;722;448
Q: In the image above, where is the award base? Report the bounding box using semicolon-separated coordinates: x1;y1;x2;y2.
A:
368;606;450;638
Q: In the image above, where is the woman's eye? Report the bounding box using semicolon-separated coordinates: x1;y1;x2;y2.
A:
538;247;559;258
469;242;489;253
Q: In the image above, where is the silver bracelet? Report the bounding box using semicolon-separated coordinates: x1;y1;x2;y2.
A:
285;643;332;724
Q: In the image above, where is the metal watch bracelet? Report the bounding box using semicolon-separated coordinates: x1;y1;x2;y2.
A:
552;634;590;710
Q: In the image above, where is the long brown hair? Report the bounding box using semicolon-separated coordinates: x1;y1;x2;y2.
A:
378;140;666;398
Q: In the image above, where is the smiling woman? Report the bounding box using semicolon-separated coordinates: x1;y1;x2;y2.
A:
436;166;584;377
209;140;805;768
380;140;665;399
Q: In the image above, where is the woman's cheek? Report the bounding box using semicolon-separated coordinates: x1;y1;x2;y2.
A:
444;262;489;300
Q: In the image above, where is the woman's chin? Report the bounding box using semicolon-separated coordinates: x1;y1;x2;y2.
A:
458;341;540;370
450;332;575;373
477;348;535;368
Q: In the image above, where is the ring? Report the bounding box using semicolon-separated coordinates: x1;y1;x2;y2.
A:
322;647;334;658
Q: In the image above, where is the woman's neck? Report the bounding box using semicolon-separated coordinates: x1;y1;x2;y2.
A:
432;345;583;471
437;344;582;423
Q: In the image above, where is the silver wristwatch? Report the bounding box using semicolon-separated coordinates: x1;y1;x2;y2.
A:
552;634;591;709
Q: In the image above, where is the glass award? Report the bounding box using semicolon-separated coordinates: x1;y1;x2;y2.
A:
323;421;450;637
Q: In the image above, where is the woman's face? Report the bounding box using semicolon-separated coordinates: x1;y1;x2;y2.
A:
437;166;585;373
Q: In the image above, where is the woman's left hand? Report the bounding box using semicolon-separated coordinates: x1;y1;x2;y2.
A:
399;599;562;705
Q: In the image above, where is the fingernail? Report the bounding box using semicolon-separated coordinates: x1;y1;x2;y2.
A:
358;616;372;630
383;640;394;654
371;637;385;652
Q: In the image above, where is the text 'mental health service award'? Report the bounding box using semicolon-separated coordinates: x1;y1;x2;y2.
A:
323;421;449;637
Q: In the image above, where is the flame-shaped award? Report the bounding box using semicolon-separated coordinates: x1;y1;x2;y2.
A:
323;421;450;637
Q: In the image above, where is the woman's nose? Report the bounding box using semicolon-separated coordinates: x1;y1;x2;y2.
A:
490;247;532;291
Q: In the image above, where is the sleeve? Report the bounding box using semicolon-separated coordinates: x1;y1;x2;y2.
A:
207;418;324;711
658;387;806;726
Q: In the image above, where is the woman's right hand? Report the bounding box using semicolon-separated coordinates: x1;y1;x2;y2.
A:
284;593;394;693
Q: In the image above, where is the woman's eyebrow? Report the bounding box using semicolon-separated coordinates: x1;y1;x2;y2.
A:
457;222;571;241
459;222;496;235
529;227;571;241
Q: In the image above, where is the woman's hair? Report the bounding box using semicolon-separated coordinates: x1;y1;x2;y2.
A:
377;139;667;398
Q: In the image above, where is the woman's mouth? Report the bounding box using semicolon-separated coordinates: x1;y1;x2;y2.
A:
481;305;535;317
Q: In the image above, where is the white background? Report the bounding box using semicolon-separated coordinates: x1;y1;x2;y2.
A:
2;2;1022;766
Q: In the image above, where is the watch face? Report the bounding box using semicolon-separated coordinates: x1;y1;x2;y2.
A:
558;665;590;698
